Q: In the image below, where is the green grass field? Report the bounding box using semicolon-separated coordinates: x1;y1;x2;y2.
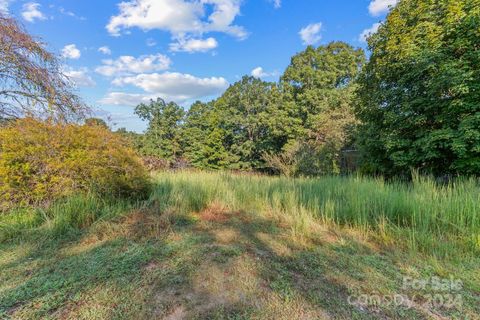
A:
1;172;479;319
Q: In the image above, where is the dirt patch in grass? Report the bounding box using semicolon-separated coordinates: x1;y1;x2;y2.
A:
150;251;330;319
195;203;231;223
212;227;241;244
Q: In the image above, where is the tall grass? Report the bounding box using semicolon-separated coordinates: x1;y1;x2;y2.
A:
2;171;478;258
0;194;137;241
150;171;480;257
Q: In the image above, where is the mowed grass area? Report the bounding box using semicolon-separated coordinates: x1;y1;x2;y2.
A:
1;171;479;319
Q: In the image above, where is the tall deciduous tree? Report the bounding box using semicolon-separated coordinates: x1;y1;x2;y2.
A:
214;76;298;170
356;0;480;175
133;44;366;175
182;101;233;169
0;14;86;121
282;42;366;129
272;42;365;175
135;98;185;162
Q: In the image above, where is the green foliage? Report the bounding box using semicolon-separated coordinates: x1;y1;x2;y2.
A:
267;42;365;175
356;0;480;176
266;104;359;177
265;104;358;177
0;118;150;210
137;43;365;175
263;141;322;177
282;42;366;128
182;101;234;169
138;77;300;171
213;76;299;170
135;98;185;162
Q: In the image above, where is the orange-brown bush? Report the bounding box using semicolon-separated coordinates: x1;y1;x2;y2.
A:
0;118;150;210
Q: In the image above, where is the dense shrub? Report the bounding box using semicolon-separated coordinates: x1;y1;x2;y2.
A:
0;118;150;210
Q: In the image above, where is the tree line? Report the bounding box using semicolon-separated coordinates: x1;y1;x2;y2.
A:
1;0;478;178
123;42;365;176
125;0;479;177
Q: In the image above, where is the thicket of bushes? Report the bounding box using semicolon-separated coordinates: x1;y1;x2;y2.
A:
0;118;150;211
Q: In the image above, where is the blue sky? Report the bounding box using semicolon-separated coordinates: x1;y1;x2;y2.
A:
1;0;397;132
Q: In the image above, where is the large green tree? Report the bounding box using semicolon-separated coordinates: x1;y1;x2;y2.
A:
282;42;366;129
135;98;185;162
214;76;299;170
182;101;233;169
273;42;365;175
356;0;480;175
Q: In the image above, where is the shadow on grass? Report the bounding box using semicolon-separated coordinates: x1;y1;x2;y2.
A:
0;182;176;319
0;236;167;318
191;212;428;319
0;189;473;319
135;206;430;319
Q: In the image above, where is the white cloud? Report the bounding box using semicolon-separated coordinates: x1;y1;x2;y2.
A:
0;0;13;14
113;72;228;96
102;72;228;105
106;0;247;40
270;0;281;9
59;7;74;17
62;44;81;60
21;2;46;23
98;46;112;55
299;22;322;46
359;22;381;42
170;37;218;53
95;54;171;77
58;7;85;20
251;67;278;79
368;0;398;16
64;68;96;87
251;67;266;78
100;92;153;106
